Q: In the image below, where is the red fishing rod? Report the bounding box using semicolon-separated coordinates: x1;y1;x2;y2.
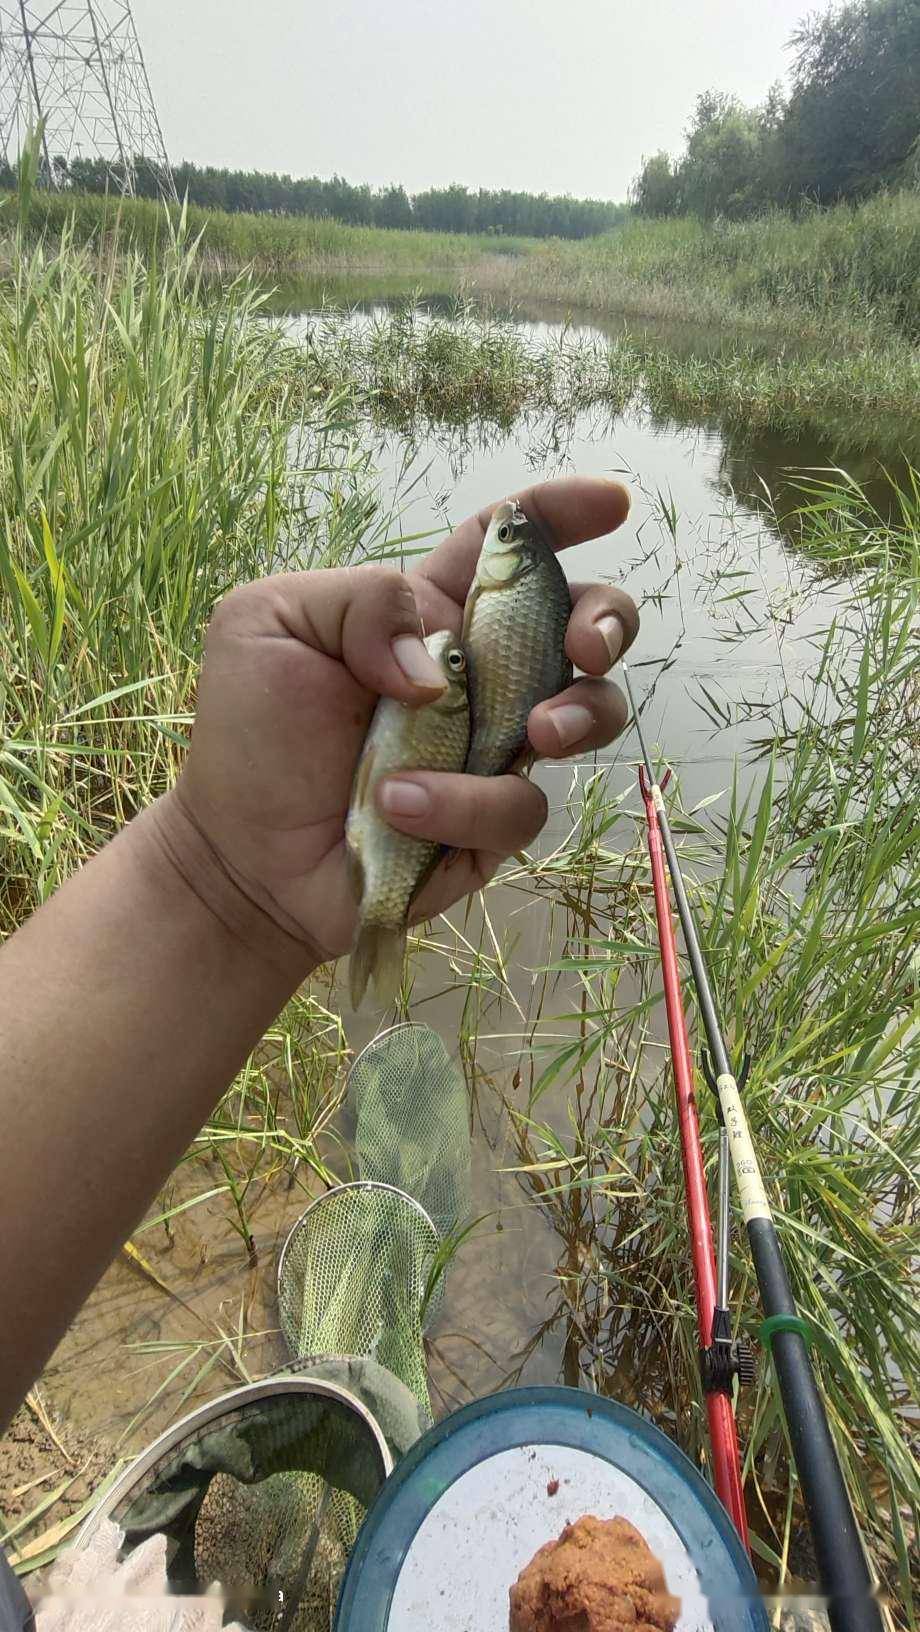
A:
636;761;750;1547
626;665;883;1632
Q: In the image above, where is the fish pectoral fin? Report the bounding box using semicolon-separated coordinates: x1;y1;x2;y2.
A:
513;746;537;777
345;840;365;906
461;580;480;640
352;742;376;809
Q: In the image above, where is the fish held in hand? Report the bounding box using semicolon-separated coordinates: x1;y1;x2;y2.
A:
346;630;470;1008
462;500;572;777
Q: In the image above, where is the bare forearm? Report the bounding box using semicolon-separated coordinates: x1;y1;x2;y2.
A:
0;792;314;1430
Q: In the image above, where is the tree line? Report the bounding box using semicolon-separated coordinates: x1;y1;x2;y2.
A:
11;155;627;240
632;0;920;219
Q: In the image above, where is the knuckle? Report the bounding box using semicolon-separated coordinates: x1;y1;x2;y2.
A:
208;580;258;633
524;783;549;840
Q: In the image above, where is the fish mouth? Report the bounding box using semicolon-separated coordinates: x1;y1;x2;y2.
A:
489;499;528;541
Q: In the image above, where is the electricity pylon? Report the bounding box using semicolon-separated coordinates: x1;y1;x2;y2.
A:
0;2;176;198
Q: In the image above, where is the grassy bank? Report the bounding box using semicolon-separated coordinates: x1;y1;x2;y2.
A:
4;186;530;277
0;202;916;1618
496;190;920;345
11;185;920;350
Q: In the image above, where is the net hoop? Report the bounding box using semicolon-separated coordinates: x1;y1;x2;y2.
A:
276;1180;441;1318
74;1375;392;1550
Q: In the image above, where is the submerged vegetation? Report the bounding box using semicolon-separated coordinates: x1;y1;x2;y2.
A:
0;162;917;1619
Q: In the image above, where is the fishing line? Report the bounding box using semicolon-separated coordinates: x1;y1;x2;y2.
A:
622;663;885;1632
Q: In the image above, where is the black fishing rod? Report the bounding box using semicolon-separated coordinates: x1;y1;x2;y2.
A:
622;665;884;1632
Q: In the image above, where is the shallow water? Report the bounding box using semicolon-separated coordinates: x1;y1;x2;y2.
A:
30;289;902;1477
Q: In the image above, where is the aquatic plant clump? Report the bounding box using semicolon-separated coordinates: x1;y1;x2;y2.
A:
303;301;920;457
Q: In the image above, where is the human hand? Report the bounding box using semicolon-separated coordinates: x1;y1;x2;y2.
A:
162;476;638;969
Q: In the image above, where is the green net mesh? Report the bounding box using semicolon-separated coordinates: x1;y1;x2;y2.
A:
260;1022;472;1622
81;1379;394;1632
277;1022;471;1410
347;1022;472;1242
277;1181;441;1413
82;1025;471;1631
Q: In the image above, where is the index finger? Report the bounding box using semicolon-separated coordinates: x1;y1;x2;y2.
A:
416;475;631;606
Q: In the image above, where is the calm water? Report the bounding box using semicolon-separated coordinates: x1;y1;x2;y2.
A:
293;291;891;1404
288;289;877;812
37;286;902;1454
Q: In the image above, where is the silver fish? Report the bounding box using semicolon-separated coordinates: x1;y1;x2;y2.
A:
462;500;572;777
346;630;470;1008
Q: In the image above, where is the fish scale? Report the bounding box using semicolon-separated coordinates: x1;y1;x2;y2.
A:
346;630;470;1008
463;500;572;778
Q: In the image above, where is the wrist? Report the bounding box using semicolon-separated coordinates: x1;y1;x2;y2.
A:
139;790;320;986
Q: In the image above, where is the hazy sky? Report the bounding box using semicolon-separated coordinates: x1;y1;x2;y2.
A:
133;0;809;201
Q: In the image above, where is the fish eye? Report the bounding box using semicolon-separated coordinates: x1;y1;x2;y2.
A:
496;522;513;544
446;648;466;672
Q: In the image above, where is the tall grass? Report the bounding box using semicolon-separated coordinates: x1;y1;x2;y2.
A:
498;499;919;1616
10;185;920;350
0;179;376;1292
496;191;920;344
2;187;530;277
0;205;384;928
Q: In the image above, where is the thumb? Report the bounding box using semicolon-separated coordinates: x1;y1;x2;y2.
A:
214;565;449;703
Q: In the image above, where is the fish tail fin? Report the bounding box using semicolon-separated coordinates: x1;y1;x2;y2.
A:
349;922;406;1010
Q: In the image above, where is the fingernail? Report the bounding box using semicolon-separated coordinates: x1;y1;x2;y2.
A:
391;634;447;690
549;703;593;750
595;613;625;665
380;778;432;817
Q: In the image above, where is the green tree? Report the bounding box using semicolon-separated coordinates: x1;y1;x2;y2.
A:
781;0;920;200
678;92;770;218
630;151;681;215
374;185;413;229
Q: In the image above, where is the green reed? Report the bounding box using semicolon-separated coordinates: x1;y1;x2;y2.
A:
0;170;371;1270
305;298;920;458
490;190;920;346
5;185;530;277
481;492;919;1618
18;185;920;351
